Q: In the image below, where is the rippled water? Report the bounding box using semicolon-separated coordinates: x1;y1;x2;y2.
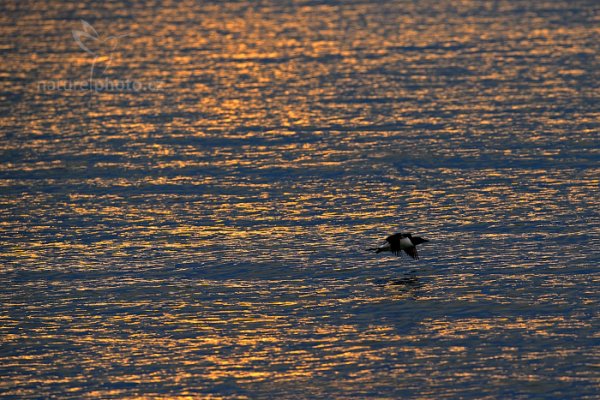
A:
1;0;599;398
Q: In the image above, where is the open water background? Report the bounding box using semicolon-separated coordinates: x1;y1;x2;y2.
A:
1;0;599;398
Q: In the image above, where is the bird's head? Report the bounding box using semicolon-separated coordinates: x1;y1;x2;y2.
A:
412;237;429;245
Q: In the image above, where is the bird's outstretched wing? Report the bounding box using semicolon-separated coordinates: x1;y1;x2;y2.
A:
385;233;403;256
403;246;419;260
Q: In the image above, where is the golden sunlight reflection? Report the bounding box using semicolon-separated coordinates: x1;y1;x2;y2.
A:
1;0;599;398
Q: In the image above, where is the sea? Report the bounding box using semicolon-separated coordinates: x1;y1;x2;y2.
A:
1;0;598;398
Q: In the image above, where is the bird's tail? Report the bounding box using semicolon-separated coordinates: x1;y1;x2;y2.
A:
367;247;383;253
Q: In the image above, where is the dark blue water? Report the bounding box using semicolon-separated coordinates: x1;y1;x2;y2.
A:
1;0;599;398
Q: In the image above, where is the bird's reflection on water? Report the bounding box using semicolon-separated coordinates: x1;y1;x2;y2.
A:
388;270;420;287
374;270;424;298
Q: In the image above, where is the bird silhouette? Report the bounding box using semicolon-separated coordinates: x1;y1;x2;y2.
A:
368;232;429;260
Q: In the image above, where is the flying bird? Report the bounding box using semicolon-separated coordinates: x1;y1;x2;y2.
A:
368;233;429;260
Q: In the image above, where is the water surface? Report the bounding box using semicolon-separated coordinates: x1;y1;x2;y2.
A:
1;0;599;398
